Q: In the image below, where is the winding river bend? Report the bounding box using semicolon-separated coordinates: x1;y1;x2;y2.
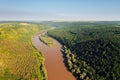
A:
32;30;75;80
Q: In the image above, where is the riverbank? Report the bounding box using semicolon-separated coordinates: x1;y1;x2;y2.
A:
32;30;75;80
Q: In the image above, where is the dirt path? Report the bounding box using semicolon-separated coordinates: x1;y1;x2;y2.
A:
32;30;75;80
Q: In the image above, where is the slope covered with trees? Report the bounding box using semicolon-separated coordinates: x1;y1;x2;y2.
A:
0;23;47;80
48;22;120;80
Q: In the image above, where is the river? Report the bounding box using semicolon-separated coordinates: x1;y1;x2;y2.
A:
32;30;75;80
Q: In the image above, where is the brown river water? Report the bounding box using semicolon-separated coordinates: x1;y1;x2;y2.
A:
32;31;75;80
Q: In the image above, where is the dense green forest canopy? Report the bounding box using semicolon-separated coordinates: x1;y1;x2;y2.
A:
40;21;120;27
48;22;120;80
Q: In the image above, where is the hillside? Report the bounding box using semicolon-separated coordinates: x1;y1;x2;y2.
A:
48;23;120;80
0;23;47;80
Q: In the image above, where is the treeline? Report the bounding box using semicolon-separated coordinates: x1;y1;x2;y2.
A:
48;23;120;80
61;46;91;80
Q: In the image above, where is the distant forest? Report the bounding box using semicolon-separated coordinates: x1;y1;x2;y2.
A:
48;22;120;80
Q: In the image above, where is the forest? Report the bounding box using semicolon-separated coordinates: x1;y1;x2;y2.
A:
48;22;120;80
0;21;120;80
0;23;47;80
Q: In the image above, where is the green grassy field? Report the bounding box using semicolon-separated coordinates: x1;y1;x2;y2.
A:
39;35;55;47
0;23;47;80
48;22;120;80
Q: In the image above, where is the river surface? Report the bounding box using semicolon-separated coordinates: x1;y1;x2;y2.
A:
32;31;75;80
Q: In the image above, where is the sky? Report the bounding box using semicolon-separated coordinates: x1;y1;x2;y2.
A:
0;0;120;21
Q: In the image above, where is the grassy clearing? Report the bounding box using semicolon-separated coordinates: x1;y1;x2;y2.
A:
39;35;55;47
0;23;47;80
